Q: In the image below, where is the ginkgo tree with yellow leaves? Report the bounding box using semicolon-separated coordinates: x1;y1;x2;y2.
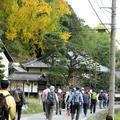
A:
3;0;71;58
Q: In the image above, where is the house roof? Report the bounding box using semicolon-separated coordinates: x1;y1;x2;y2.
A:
0;39;14;62
12;63;26;72
9;72;47;81
22;59;49;68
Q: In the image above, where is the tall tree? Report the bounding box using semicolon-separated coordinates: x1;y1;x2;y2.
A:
1;0;71;59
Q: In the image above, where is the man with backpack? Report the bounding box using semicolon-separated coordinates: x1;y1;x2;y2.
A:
83;89;90;117
90;89;97;114
98;90;104;109
46;85;58;120
56;88;63;115
67;87;83;120
0;80;16;120
13;87;26;120
42;84;50;119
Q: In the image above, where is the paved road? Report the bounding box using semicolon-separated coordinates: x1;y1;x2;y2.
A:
21;111;87;120
21;105;120;120
21;109;104;120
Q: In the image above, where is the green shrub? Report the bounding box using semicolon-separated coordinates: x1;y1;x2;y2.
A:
115;111;120;120
88;110;120;120
22;96;43;114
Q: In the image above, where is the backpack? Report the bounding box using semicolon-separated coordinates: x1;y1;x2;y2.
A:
13;90;21;103
91;92;97;100
103;93;108;100
73;91;81;105
57;92;63;102
83;93;90;104
98;94;103;100
46;92;56;106
0;93;10;120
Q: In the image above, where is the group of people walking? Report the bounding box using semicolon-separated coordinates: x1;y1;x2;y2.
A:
0;79;110;120
41;85;109;120
42;85;61;120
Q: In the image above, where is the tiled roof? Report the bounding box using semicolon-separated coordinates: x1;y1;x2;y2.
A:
22;59;49;68
9;72;46;81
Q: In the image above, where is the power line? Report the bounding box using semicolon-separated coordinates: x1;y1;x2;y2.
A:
100;0;111;7
99;0;112;14
88;0;110;33
88;0;120;47
95;0;110;20
99;0;104;5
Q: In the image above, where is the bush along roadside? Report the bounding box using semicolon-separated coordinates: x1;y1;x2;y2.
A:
88;108;120;120
22;97;43;114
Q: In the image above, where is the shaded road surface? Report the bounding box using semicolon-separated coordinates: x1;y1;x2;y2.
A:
21;108;106;120
21;111;87;120
21;105;120;120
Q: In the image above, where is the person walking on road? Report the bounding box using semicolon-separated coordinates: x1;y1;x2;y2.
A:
42;84;50;114
67;87;83;120
13;86;26;120
46;85;58;120
98;90;104;109
90;89;97;114
56;88;63;115
0;80;16;120
83;89;90;117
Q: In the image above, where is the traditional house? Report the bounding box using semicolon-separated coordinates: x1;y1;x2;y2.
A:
22;59;48;73
9;59;49;94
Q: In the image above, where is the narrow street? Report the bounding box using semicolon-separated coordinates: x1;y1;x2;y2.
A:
21;108;104;120
21;111;87;120
21;105;120;120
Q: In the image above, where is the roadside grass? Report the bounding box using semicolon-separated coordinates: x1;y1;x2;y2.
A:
88;109;120;120
115;111;120;120
22;96;43;114
88;111;106;120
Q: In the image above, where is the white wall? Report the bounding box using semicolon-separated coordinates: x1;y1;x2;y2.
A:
0;52;9;80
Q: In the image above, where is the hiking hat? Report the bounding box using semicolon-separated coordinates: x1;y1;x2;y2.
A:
58;88;62;93
50;85;55;91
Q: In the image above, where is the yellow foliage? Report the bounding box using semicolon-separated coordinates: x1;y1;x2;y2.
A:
56;0;71;16
38;3;52;15
23;32;33;39
22;0;39;7
5;0;71;51
61;32;71;41
6;32;16;40
11;3;19;12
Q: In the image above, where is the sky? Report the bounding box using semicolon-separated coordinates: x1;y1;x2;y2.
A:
67;0;120;48
68;0;120;29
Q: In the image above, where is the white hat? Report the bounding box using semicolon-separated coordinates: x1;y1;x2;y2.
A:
58;88;62;93
50;85;55;91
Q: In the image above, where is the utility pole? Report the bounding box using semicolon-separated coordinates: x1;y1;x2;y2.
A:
108;0;116;119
